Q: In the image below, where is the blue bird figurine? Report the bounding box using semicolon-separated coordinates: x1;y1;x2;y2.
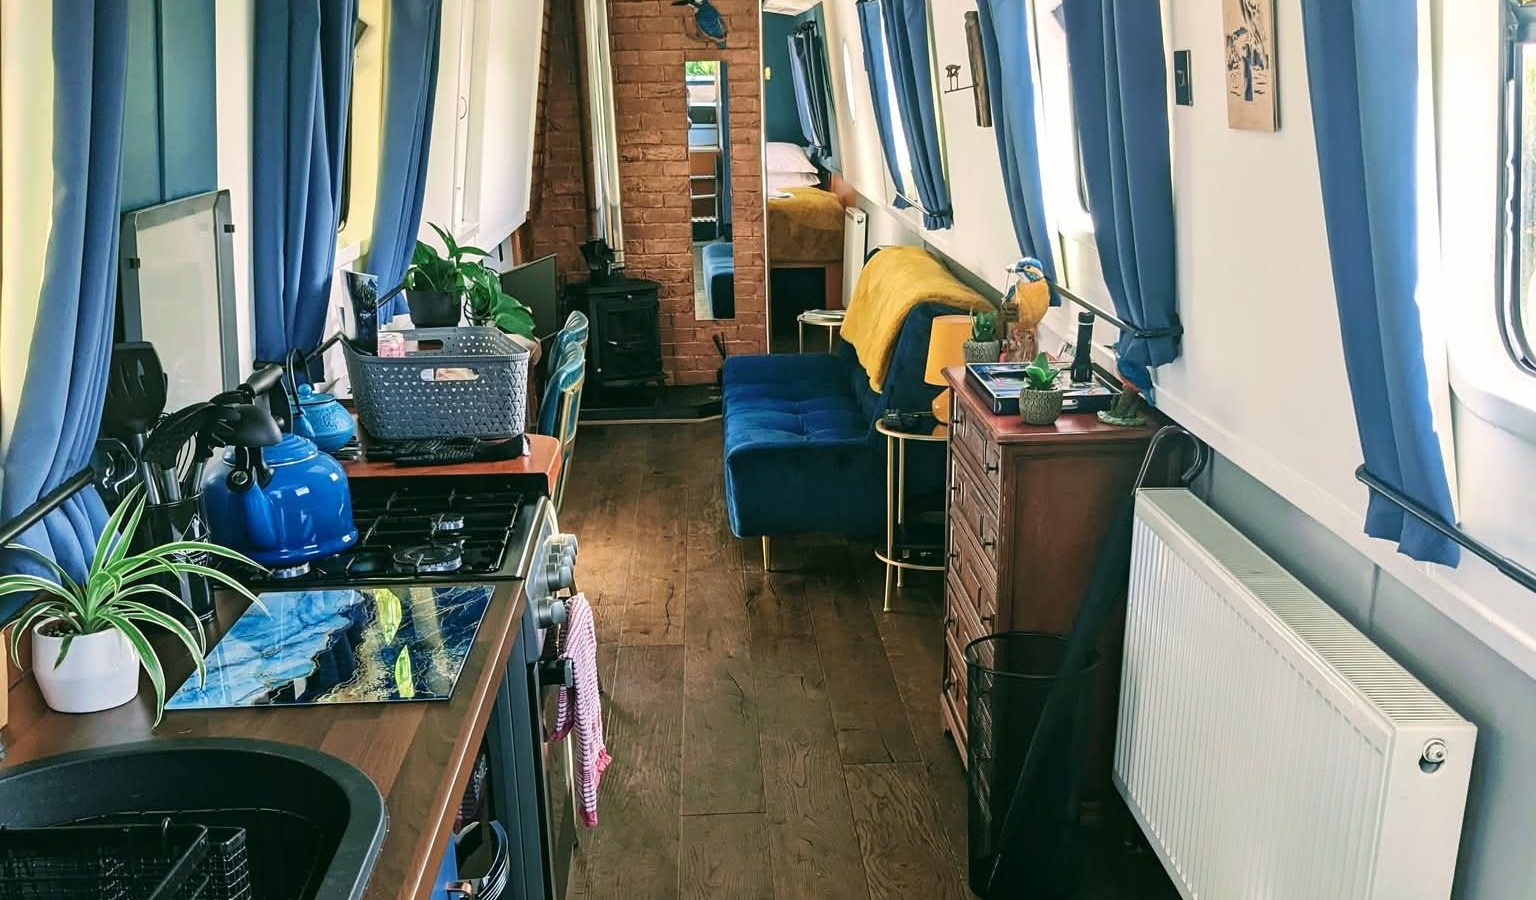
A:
673;0;727;47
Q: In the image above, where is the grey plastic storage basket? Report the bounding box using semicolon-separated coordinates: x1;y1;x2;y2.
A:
343;327;529;440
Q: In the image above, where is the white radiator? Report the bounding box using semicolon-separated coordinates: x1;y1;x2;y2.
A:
841;206;868;307
1118;490;1476;900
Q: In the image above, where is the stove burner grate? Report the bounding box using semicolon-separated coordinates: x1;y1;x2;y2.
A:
393;542;465;574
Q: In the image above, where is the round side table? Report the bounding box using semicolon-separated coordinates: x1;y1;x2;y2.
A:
797;310;845;353
875;418;949;611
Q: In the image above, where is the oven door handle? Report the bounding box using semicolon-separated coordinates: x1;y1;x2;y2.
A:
539;656;576;688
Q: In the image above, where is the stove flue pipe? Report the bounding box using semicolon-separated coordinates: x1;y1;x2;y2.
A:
581;0;625;271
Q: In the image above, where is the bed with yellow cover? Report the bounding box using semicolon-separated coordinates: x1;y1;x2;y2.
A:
767;187;845;265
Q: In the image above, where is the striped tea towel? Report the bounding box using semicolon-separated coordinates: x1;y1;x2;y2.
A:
548;594;610;827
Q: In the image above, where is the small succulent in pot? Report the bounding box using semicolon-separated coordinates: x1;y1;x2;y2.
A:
0;487;266;723
964;311;1002;364
1018;352;1065;426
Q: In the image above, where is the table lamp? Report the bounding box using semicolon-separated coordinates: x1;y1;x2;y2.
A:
925;314;972;424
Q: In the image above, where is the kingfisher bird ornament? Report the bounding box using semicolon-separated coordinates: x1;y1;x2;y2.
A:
673;0;727;47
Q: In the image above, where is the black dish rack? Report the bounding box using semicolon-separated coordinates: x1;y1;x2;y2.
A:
0;809;325;900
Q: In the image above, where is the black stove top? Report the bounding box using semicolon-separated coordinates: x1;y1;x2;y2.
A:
245;475;542;589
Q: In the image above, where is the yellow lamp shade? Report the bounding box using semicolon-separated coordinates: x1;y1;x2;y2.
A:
925;314;972;386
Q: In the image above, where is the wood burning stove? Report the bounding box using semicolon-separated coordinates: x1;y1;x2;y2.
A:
567;276;664;388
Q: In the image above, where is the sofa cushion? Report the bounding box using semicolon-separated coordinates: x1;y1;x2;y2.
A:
702;242;735;318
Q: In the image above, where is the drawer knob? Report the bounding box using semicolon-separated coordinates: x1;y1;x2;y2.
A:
981;539;996;551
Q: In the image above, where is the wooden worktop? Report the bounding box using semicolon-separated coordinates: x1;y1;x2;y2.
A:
0;436;559;900
344;428;563;488
2;582;525;900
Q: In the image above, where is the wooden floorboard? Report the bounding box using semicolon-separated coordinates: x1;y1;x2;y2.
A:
757;673;871;900
621;426;688;646
579;644;685;898
806;541;923;765
844;762;970;900
680;423;763;815
680;813;775;900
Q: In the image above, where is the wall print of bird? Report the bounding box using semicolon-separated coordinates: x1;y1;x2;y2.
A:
673;0;727;47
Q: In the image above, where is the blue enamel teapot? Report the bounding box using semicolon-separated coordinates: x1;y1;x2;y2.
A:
201;432;357;570
291;383;356;452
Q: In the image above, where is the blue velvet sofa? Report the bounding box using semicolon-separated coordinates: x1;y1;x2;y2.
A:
722;302;962;538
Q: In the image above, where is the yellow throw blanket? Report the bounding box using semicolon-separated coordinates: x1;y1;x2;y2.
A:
841;246;993;391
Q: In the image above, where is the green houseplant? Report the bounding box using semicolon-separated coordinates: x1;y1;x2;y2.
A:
404;223;494;327
1018;352;1064;425
964;311;1002;364
0;488;265;722
464;262;537;340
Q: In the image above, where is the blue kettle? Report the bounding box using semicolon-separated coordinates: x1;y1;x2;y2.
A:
201;433;358;569
291;383;356;453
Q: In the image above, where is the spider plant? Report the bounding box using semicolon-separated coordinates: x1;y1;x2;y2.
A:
0;487;267;723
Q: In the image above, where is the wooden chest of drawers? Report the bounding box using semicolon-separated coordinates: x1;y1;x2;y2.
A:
939;367;1162;790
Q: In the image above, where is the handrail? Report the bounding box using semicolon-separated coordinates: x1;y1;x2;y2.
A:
1355;465;1536;594
1047;279;1183;342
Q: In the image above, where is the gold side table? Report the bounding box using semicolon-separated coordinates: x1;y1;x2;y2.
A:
797;310;845;353
875;418;948;611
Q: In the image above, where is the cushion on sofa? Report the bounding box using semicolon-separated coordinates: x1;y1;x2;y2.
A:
702;242;735;318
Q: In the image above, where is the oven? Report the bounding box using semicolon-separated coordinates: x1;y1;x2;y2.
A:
485;498;579;900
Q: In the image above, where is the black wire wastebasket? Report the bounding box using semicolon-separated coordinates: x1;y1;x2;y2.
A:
965;632;1099;898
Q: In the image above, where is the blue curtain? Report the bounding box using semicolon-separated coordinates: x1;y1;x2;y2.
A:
857;0;909;209
879;0;952;229
365;0;444;321
788;22;832;161
1300;0;1458;566
0;1;130;592
251;0;357;362
975;0;1057;285
1061;0;1179;391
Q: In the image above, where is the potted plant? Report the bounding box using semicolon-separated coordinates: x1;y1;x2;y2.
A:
464;262;537;340
0;488;264;722
964;311;1002;363
1018;352;1065;425
404;223;494;327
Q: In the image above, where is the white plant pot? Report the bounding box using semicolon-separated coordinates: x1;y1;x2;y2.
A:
31;622;140;714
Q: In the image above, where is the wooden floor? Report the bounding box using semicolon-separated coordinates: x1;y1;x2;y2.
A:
557;421;1176;900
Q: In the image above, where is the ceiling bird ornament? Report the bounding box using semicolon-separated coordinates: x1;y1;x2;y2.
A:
673;0;727;47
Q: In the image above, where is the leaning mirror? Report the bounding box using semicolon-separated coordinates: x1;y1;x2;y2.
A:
686;60;736;320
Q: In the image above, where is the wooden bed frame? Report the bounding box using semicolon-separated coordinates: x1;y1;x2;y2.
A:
768;171;858;311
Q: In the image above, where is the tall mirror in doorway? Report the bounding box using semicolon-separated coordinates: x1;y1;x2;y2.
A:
687;60;736;320
762;4;848;352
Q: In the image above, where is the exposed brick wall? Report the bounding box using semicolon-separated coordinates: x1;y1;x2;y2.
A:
526;0;767;385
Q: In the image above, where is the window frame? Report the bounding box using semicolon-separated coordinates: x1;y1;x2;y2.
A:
1497;1;1536;376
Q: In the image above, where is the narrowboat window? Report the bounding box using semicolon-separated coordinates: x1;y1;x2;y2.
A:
1502;0;1536;374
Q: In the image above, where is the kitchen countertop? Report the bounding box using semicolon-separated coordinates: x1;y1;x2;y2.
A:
344;428;564;488
2;582;527;900
0;434;563;899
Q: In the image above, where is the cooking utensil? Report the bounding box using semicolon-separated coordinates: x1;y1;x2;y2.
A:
104;342;169;503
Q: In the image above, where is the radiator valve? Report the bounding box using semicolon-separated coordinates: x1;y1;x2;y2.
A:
1420;738;1449;773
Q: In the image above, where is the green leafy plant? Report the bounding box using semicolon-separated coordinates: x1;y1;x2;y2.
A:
0;487;267;723
463;263;537;340
970;311;997;343
405;223;493;295
1021;352;1061;391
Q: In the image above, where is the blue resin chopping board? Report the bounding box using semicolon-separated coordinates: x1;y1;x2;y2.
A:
167;583;496;710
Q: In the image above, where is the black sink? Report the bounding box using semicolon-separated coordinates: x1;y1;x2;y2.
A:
0;738;386;899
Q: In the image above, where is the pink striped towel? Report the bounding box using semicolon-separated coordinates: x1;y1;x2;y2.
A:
548;594;610;827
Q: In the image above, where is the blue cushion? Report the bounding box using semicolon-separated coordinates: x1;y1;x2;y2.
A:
702;242;735;318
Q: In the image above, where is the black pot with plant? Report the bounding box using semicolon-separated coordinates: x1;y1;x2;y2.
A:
404;224;493;327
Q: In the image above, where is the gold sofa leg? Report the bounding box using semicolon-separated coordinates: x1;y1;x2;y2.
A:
762;536;772;572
